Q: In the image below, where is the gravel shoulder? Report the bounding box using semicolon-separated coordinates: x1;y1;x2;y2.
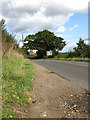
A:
17;62;89;118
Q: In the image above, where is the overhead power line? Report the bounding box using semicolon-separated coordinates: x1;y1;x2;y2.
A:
7;0;24;46
7;0;22;32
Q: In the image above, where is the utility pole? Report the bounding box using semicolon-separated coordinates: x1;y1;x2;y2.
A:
22;33;24;49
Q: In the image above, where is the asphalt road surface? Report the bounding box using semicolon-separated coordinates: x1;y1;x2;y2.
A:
32;59;89;91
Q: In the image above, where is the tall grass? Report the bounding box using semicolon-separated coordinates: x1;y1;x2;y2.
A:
2;54;34;118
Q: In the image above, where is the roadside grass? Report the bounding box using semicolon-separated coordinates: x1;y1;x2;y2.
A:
45;57;90;62
27;55;37;59
2;55;34;118
56;58;90;62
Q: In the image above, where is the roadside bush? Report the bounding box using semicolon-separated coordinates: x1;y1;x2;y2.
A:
57;52;69;58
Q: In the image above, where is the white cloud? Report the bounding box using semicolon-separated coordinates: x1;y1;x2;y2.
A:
66;40;70;44
0;14;3;20
61;42;77;52
55;34;63;37
84;40;90;45
56;26;65;33
0;0;89;40
69;24;78;31
19;42;23;48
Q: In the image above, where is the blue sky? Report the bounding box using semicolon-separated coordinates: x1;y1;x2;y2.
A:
59;13;88;52
0;0;89;52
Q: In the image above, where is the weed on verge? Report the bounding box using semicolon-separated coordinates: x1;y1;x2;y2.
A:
2;55;34;118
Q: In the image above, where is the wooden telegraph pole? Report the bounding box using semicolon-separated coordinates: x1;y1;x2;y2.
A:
22;33;25;58
22;33;24;49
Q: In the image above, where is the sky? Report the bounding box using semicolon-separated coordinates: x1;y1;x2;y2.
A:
0;0;89;52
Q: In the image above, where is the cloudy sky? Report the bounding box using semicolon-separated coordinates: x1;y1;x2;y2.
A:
0;0;89;52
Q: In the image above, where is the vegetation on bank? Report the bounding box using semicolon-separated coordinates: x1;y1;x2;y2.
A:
2;54;34;118
1;19;34;118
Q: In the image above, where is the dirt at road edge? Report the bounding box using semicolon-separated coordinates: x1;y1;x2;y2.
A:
17;62;89;118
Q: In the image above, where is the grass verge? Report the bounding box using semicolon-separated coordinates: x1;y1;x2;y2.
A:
2;55;34;118
45;57;90;62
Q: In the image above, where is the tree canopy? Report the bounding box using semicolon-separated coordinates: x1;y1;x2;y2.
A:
24;30;66;58
68;38;90;58
73;38;90;57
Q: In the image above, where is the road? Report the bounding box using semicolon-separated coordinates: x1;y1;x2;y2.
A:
32;59;89;91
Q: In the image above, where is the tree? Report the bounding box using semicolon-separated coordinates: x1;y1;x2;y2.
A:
73;38;89;58
0;19;15;43
0;19;18;56
0;19;5;31
88;45;90;58
24;30;66;58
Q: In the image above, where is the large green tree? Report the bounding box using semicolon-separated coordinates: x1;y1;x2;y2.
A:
24;30;66;58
